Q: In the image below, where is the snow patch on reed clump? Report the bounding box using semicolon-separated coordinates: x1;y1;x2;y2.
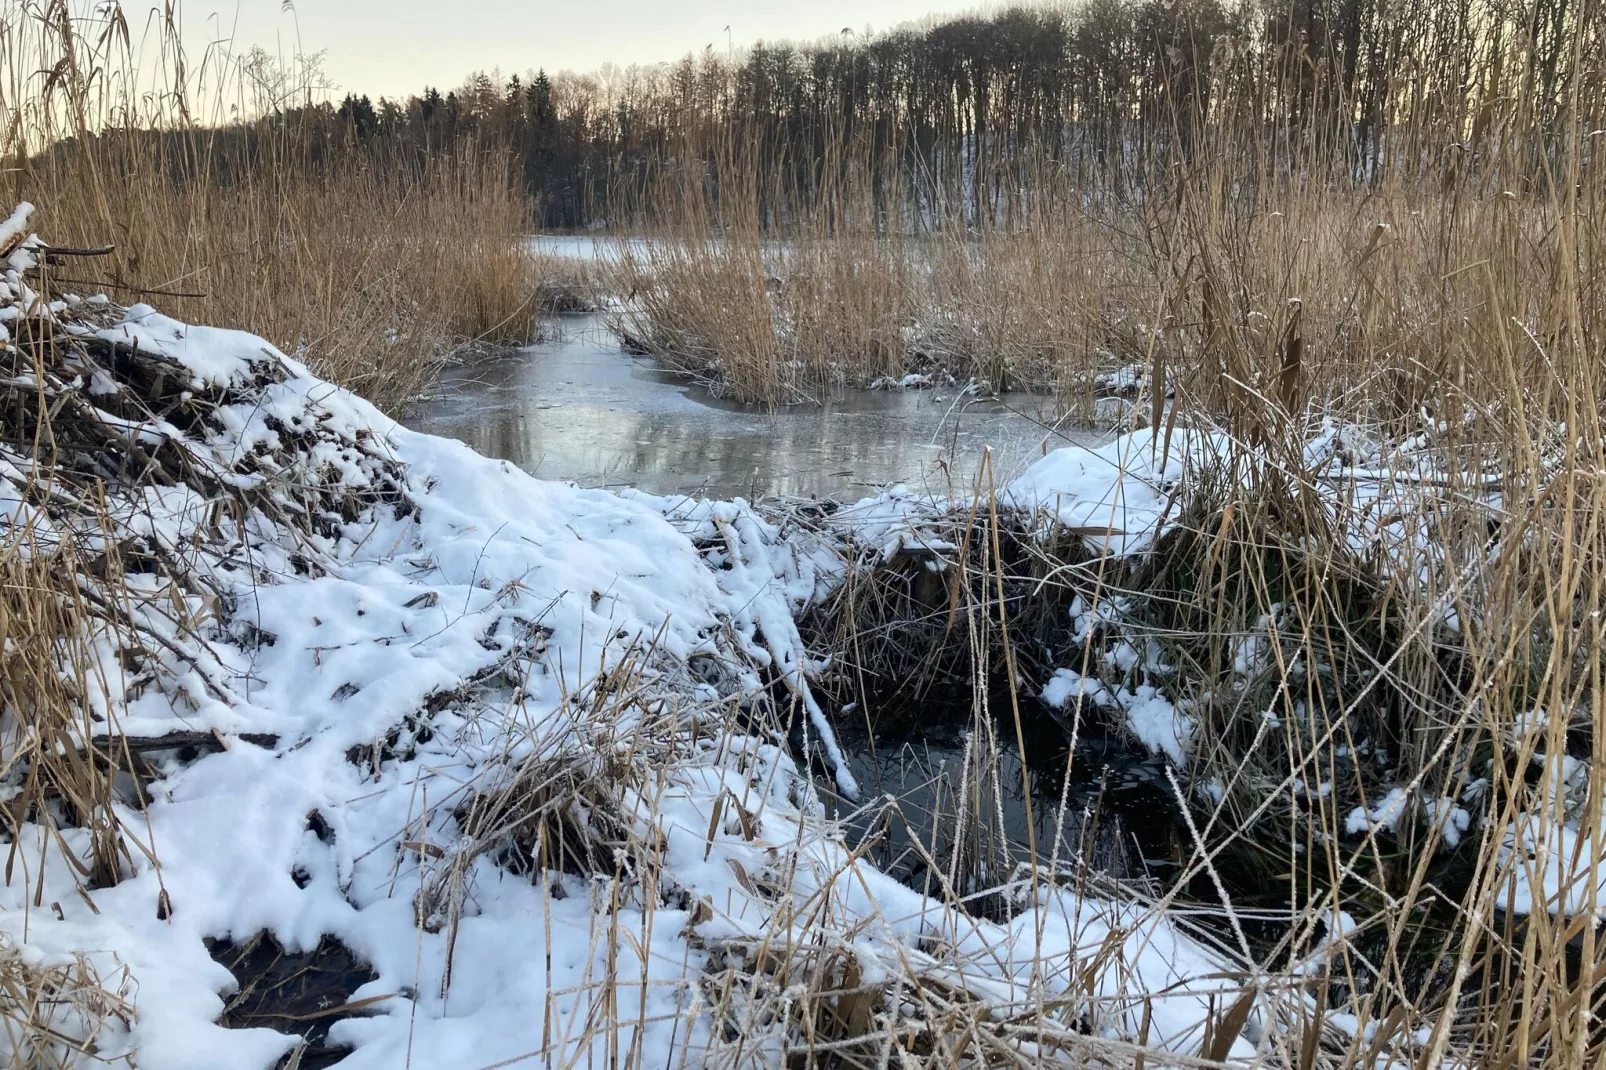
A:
1004;428;1226;556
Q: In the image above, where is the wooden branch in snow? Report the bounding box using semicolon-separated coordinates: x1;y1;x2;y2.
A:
43;244;117;258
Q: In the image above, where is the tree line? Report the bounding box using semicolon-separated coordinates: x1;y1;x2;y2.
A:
226;0;1604;227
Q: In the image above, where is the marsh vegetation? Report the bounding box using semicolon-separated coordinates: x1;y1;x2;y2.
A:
2;0;1605;1067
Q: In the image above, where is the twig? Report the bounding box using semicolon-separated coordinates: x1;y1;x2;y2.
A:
44;276;209;299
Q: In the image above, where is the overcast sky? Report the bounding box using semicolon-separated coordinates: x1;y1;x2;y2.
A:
173;1;958;102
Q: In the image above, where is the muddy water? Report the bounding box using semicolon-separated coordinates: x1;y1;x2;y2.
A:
829;714;1183;892
408;315;1092;501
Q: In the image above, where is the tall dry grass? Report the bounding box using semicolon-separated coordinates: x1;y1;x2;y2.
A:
21;140;542;410
0;934;133;1067
1;283;151;1063
782;405;1606;1066
601;7;1606;1065
615;163;1600;417
1;1;546;413
608;17;1603;417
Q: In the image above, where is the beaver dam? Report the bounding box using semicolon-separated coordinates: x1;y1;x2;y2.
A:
4;201;1606;1070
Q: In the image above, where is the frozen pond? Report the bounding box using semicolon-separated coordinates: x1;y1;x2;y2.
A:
409;315;1100;502
527;234;656;262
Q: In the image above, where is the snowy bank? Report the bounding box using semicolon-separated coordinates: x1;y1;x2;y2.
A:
0;206;1278;1068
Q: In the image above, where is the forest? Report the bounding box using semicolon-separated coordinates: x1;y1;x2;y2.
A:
298;0;1600;226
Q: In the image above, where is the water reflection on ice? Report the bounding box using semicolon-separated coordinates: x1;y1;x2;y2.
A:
409;315;1102;502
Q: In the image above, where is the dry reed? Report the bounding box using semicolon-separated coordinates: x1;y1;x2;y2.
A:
1;1;547;413
0;935;134;1068
5;0;1606;1066
597;39;1606;1066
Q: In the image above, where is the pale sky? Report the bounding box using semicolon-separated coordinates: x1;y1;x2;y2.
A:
175;1;961;103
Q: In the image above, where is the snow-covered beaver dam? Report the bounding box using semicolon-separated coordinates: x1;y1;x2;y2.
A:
3;203;1603;1068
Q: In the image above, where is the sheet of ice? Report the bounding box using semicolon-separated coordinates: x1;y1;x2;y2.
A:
527;233;659;262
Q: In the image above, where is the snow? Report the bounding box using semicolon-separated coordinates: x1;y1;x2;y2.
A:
78;304;280;389
1120;685;1192;764
1042;666;1114;709
1041;669;1192;764
869;372;936;390
1424;799;1472;849
827;484;959;561
1091;362;1147;394
1344;787;1411;835
951;887;1263;1060
2;283;1268;1066
1496;749;1606;917
1499;818;1606;917
976;421;1473;658
1003;428;1225;556
631;493;858;798
6;300;761;1066
0;202;33;256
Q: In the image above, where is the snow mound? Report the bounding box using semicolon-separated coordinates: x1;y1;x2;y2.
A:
1002;428;1225;556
